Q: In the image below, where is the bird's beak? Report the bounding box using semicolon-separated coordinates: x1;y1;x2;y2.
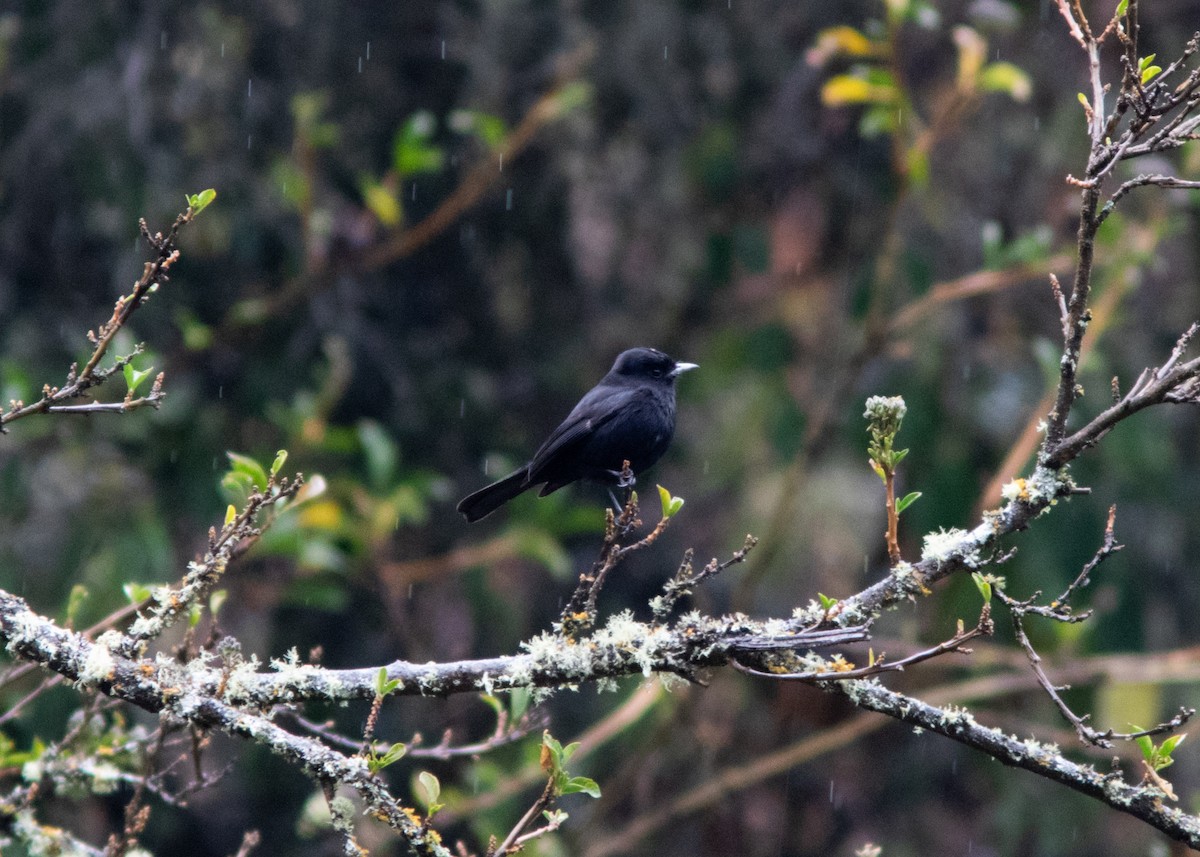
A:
669;362;699;378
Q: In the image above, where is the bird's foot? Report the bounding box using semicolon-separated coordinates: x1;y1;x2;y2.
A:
610;464;637;489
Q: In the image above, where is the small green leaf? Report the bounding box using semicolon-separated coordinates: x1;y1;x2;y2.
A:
818;593;838;612
188;603;203;628
1138;53;1157;71
1141;65;1162;85
224;504;238;528
209;589;227;619
361;179;402;227
367;742;407;773
656;485;685;518
270;449;288;478
560;775;601;798
375;666;402;698
122;362;155;395
971;571;992;604
896;491;922;515
186;188;217;216
65;584;89;627
221;471;256;506
480;694;503;716
541;732;565;774
1161;733;1186;755
1115;0;1128;17
392;111;445;177
509;686;531;722
123;582;153;604
227;452;268;492
417;771;442;812
1077;92;1090;110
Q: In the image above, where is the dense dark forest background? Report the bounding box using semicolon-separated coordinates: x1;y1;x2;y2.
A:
2;1;1200;854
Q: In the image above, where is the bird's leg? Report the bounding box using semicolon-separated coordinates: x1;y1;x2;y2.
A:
608;489;624;514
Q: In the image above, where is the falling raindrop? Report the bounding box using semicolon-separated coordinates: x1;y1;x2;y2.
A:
441;40;446;60
408;583;414;600
247;79;252;99
161;31;167;50
1034;116;1041;130
221;42;225;58
829;780;835;803
703;459;709;474
247;134;252;150
460;399;465;418
212;457;218;470
498;152;504;171
505;188;513;210
664;45;669;60
358;57;363;73
412;183;417;201
366;41;371;61
170;449;179;464
218;386;224;399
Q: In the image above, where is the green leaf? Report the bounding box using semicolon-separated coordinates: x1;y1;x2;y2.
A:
375;666;402;698
224;504;238;528
1135;732;1154;760
560;775;601;798
122;362;155;395
368;742;407;773
1138;54;1157;71
971;571;992;604
979;62;1032;102
209;589;228;619
541;732;565;774
509;687;531;723
65;584;89;627
896;491;922;515
186;188;217;216
361;178;403;227
221;471;256;506
1077;92;1090;110
188;603;203;628
818;592;837;612
656;484;685;518
270;449;288;478
123;582;153;604
447;109;508;150
1115;0;1128;16
417;771;442;813
357;420;398;489
392;111;445;177
1141;65;1162;85
227;452;268;492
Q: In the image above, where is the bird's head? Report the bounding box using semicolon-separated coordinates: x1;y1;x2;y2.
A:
611;348;699;384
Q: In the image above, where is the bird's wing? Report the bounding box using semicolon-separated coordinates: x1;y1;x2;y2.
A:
526;384;642;480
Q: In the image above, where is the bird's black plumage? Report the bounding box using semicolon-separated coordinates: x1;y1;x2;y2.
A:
457;348;698;522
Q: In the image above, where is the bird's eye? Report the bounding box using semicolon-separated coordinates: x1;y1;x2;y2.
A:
652;369;663;377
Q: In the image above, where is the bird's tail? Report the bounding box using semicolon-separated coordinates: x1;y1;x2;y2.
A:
456;468;532;522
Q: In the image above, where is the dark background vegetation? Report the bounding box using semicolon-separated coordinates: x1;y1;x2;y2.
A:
2;1;1200;854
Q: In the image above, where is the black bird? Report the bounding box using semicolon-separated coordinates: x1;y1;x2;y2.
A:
457;348;698;522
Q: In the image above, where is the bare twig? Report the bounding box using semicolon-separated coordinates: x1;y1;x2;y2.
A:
1;210;196;431
729;607;992;682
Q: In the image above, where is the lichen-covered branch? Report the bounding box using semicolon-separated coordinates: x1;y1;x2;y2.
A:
836;680;1200;849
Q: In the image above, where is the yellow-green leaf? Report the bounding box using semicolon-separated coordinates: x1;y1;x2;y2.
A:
821;75;896;106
